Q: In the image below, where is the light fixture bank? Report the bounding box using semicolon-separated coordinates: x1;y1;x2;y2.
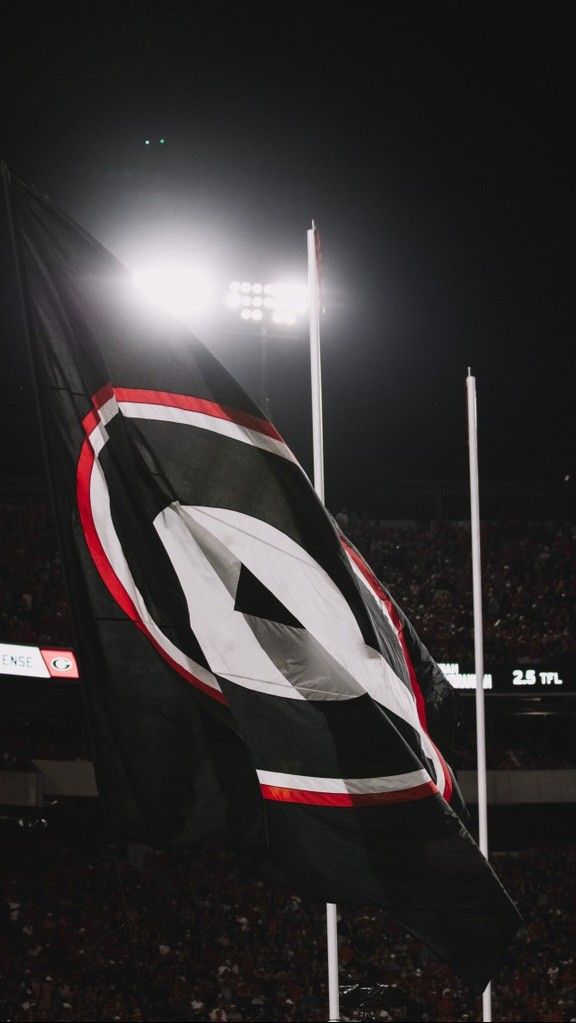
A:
226;280;308;326
129;267;308;331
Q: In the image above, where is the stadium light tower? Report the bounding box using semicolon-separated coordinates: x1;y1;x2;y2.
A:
225;278;307;416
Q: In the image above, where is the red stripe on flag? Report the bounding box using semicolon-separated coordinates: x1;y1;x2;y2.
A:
82;385;286;445
82;409;101;436
260;781;437;806
76;438;227;705
340;538;429;725
92;383;115;410
113;387;284;442
340;537;453;802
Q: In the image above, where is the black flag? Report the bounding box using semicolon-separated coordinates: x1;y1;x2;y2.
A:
5;167;520;992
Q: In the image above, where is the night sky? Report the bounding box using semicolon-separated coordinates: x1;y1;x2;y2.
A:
0;8;573;515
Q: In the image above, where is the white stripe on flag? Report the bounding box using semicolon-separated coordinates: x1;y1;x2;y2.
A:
256;767;431;794
118;401;297;462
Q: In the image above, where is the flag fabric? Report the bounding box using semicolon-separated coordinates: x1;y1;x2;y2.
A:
6;169;520;992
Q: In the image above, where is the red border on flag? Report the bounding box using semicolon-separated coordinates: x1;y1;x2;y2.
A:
77;388;231;705
260;780;437;806
340;537;453;802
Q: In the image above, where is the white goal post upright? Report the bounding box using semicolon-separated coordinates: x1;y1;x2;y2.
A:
466;369;492;1023
307;221;339;1023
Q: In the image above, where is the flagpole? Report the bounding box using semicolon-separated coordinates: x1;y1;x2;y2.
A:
307;221;325;501
466;369;492;1023
308;221;339;1023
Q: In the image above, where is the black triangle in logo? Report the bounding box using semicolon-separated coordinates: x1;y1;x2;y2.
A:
234;563;303;628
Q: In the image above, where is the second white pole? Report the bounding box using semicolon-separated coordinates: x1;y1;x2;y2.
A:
466;370;492;1023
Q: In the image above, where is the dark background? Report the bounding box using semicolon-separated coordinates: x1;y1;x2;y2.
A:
0;7;573;515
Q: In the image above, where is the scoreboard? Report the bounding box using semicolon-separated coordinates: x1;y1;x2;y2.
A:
1;642;572;692
439;662;572;693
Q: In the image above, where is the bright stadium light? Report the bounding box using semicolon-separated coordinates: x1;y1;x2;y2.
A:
272;281;307;317
132;264;215;325
225;275;306;418
272;310;297;325
225;279;307;327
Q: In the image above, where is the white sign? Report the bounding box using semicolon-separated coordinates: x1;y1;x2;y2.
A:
0;643;79;679
512;668;564;687
438;662;493;690
0;642;49;678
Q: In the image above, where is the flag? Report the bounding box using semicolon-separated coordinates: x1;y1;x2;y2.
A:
5;167;520;992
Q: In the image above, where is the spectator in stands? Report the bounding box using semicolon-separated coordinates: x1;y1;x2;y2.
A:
1;828;574;1021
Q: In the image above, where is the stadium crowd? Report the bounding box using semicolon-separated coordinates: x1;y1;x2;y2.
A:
1;824;574;1022
1;501;575;1020
1;500;575;664
337;512;576;664
0;501;71;648
2;500;575;772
